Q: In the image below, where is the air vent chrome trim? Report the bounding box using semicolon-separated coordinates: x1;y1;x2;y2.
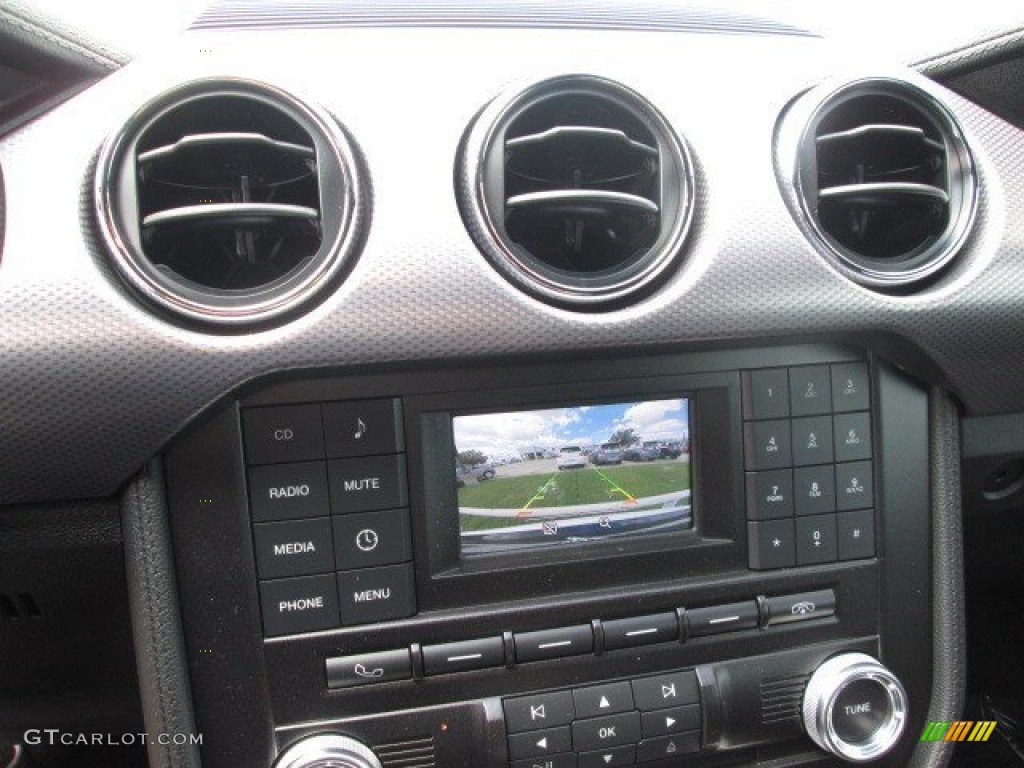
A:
95;78;367;327
457;74;694;308
776;75;977;289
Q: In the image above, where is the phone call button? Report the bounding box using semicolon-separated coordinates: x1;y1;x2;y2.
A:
326;648;412;689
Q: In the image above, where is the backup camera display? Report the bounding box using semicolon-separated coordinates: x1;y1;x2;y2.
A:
454;398;692;556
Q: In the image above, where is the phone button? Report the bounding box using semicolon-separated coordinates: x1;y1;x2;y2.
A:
325;648;412;689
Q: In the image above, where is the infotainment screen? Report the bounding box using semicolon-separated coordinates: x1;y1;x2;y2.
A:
453;398;692;556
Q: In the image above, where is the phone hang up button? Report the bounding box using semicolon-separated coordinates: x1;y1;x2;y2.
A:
326;648;412;689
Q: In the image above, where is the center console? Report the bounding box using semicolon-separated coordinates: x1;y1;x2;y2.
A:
163;344;933;768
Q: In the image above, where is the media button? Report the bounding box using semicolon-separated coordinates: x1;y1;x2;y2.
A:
323;398;404;459
252;518;334;579
333;508;411;569
631;671;698;711
259;574;339;637
572;711;642;752
337;563;416;625
328;454;407;514
325;648;411;689
243;404;324;465
636;732;700;762
602;613;678;650
578;745;634;768
514;625;593;663
507;726;571;760
573;681;634;719
248;461;329;523
504;690;575;733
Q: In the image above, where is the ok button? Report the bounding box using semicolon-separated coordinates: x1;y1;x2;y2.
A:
572;712;642;752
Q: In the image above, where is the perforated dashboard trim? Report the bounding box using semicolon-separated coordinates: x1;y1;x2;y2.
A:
0;27;1022;504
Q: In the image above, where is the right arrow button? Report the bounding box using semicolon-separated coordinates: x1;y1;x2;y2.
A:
641;704;701;737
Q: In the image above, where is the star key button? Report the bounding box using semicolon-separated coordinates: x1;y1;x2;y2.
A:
748;518;796;570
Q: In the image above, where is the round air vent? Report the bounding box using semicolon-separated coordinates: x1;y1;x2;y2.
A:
457;75;694;308
95;78;367;327
778;77;976;289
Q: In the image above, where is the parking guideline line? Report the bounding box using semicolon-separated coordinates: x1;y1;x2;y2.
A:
517;472;560;517
591;467;637;502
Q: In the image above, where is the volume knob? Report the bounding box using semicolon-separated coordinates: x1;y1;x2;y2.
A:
802;653;908;763
273;734;382;768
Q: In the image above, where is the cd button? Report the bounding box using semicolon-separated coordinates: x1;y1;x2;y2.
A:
328;454;407;514
504;690;575;733
507;726;572;760
252;518;334;579
571;711;642;752
248;461;329;523
336;563;416;625
514;625;593;663
602;613;678;650
243;404;324;465
573;681;634;719
325;648;411;689
636;732;700;762
323;398;404;459
631;671;698;711
687;601;758;637
333;508;411;569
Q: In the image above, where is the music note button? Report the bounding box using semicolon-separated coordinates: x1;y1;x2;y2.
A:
323;399;405;458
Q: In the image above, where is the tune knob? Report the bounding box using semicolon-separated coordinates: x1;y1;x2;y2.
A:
273;734;382;768
802;653;908;763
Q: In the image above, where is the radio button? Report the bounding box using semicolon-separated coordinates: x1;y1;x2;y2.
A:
836;461;874;511
831;362;871;412
796;514;838;565
422;637;504;676
631;671;698;711
253;518;334;579
636;732;700;762
259;574;339;637
794;465;836;516
505;690;575;733
328;454;408;514
602;613;678;650
748;518;796;570
510;754;577;768
789;365;832;417
333;508;411;570
507;726;571;760
514;625;593;664
336;563;416;625
578;745;634;768
573;681;634;719
765;589;836;626
249;461;330;523
743;368;790;420
323;398;404;459
834;412;872;463
572;711;642;752
325;648;411;689
838;508;876;560
243;404;324;465
687;601;758;637
745;469;794;520
641;705;700;737
743;420;792;471
791;415;835;467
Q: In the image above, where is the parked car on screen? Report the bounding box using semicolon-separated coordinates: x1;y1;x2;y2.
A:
557;446;587;470
624;443;660;461
590;443;624;465
658;441;685;459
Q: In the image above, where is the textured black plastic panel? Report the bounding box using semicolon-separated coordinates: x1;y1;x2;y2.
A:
189;0;815;36
0;26;1022;504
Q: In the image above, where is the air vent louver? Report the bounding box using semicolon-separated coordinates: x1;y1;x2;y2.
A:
458;76;694;307
782;78;976;288
96;79;366;326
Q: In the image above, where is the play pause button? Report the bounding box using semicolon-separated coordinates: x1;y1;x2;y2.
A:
641;704;700;737
579;744;635;768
